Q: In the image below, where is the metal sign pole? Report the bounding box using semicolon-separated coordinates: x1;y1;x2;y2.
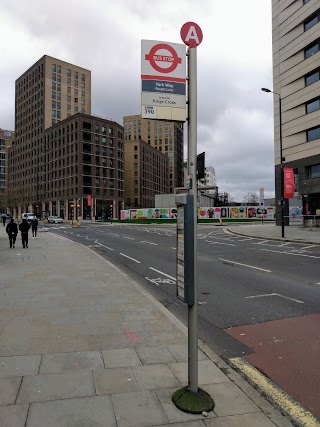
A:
187;45;198;393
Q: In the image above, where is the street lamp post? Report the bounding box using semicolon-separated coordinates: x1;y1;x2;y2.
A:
261;88;285;238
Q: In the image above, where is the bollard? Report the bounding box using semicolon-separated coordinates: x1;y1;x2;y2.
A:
219;218;222;225
77;221;80;227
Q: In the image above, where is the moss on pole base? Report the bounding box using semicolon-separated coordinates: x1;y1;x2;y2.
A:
172;386;214;414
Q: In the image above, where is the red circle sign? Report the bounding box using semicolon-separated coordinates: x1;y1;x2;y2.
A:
180;22;203;47
145;43;182;73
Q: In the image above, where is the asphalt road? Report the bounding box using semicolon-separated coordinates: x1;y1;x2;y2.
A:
47;222;320;419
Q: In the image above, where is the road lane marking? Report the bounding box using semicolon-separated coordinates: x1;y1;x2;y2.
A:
254;240;269;245
141;241;158;245
301;244;316;249
260;248;320;259
97;243;114;251
123;236;135;240
207;241;236;247
230;357;320;427
149;267;176;281
237;238;253;241
109;233;119;237
145;277;176;285
245;293;304;304
120;253;141;263
219;258;271;273
171;247;176;250
279;242;291;246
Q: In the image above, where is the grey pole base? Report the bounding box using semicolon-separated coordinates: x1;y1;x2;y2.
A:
172;386;214;414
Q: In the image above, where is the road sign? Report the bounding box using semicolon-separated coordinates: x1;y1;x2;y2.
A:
180;22;203;47
141;40;186;121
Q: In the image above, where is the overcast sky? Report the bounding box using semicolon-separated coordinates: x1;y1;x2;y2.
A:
0;0;274;201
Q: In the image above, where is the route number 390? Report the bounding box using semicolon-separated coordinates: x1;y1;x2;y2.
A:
144;106;154;114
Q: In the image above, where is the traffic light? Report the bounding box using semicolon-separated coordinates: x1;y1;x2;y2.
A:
197;152;205;181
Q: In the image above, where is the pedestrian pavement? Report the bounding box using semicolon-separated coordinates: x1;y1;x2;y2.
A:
0;226;294;427
227;222;320;244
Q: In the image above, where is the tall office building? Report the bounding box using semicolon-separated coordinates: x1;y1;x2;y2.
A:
123;114;184;193
272;0;320;219
0;129;14;213
7;55;91;216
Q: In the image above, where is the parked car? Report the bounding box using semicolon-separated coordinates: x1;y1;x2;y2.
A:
21;213;36;221
47;216;64;224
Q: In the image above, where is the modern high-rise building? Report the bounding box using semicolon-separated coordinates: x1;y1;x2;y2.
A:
124;139;169;209
7;55;124;218
0;129;14;213
123;114;184;193
272;0;320;219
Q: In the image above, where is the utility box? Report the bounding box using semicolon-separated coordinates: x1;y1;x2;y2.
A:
176;194;195;306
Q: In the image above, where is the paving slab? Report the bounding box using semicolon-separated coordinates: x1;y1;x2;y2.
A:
167;344;208;362
94;366;140;394
111;390;169;427
202;382;260;416
155;387;216;423
102;348;142;368
0;355;41;378
0;376;22;405
0;404;29;427
132;364;181;390
168;360;229;385
39;351;104;374
17;371;95;403
26;395;117;427
203;412;278;427
136;345;176;365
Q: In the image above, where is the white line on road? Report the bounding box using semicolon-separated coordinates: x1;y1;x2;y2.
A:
120;253;141;263
279;242;292;246
149;267;176;281
109;233;119;237
260;248;320;259
301;244;316;249
245;293;304;304
207;241;236;247
254;240;269;245
219;258;271;273
141;241;158;246
123;236;135;240
237;238;254;241
171;247;176;250
97;243;114;251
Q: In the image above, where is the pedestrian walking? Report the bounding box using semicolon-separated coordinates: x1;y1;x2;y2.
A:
6;218;18;248
31;217;38;239
19;218;30;248
2;214;6;227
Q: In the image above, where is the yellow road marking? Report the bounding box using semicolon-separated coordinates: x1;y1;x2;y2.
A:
229;357;320;427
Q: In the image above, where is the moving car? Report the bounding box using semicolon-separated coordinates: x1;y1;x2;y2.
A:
47;216;64;224
22;213;36;221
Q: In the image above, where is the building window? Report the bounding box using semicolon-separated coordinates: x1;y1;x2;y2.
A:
67;86;71;93
57;83;61;92
81;82;85;88
307;126;320;141
52;64;56;72
52;109;56;118
134;145;138;151
81;108;85;113
304;12;320;32
134;163;138;169
306;68;320;86
52;91;56;100
95;124;99;132
57;65;61;74
306;97;320;113
67;69;71;77
74;107;78;112
74;97;78;103
52;101;56;108
307;164;320;178
52;119;56;125
67;104;71;111
57;92;61;101
57;74;61;83
75;89;78;95
134;154;138;159
75;80;78;86
67;77;71;83
74;71;78;79
52;73;56;81
57;111;61;119
305;40;320;58
67;95;71;102
81;74;85;82
52;82;56;90
81;99;85;105
57;101;61;109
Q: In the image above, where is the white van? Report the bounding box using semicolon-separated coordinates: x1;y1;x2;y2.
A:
21;213;36;221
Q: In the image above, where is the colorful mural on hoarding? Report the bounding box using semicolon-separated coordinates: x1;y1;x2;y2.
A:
121;206;276;220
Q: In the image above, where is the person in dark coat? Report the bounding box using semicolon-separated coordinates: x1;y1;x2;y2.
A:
2;215;6;227
6;218;18;248
19;219;31;248
31;218;38;239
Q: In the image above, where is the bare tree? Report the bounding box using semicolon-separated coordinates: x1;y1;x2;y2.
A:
243;192;259;205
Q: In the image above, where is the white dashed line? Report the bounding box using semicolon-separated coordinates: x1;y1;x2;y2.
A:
171;247;176;250
254;240;269;245
301;245;316;250
149;267;176;281
123;236;135;240
245;293;304;304
141;241;158;246
120;253;141;263
260;248;320;259
96;243;114;251
219;258;271;272
207;241;236;247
